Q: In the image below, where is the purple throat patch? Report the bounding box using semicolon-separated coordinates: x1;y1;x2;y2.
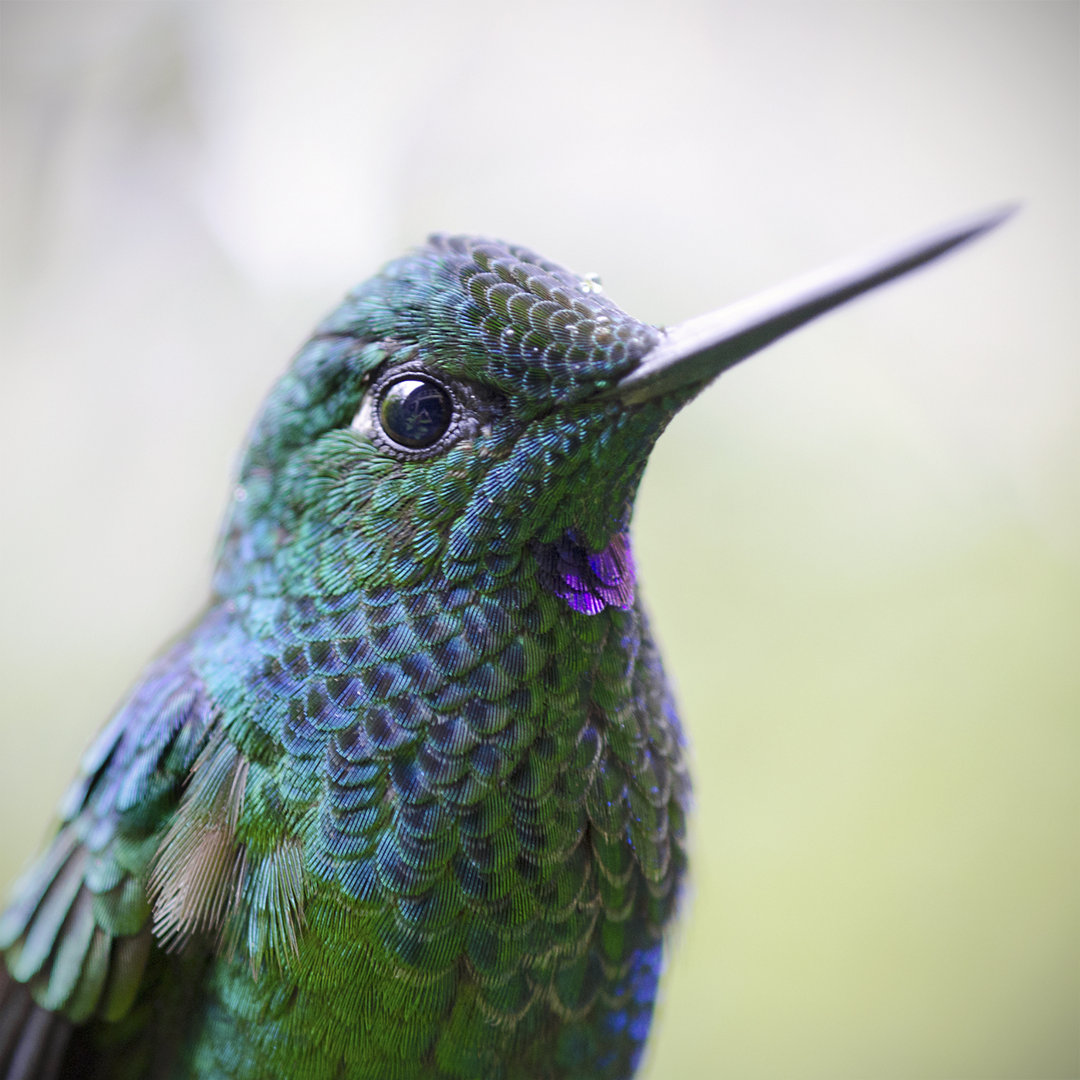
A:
532;531;636;615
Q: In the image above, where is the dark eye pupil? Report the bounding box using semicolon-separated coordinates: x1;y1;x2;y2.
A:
378;378;453;449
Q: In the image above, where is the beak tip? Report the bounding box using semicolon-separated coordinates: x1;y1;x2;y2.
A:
958;202;1021;243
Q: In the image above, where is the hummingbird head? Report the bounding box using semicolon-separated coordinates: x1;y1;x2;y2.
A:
216;210;1013;607
216;235;699;603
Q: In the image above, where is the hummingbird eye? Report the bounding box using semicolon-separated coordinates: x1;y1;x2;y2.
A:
353;362;497;460
378;376;454;449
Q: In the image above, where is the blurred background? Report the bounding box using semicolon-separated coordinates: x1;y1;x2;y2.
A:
1;3;1077;1077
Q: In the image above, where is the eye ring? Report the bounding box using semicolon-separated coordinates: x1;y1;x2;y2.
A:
353;366;468;460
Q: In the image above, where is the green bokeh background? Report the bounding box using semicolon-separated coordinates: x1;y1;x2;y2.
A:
1;3;1076;1076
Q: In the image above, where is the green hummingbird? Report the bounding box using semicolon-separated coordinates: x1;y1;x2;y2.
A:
0;207;1012;1080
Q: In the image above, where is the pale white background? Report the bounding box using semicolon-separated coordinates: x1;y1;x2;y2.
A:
1;3;1077;1076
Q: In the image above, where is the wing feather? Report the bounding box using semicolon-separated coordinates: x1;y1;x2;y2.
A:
0;631;218;1077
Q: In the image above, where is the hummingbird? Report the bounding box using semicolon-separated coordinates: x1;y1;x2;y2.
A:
0;207;1011;1080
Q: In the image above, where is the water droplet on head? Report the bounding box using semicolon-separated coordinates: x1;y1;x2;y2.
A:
579;273;604;294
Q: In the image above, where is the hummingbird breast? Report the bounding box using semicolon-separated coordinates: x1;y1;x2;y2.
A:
182;546;690;1079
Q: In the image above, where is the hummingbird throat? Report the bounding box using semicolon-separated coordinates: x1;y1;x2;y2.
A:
531;531;635;616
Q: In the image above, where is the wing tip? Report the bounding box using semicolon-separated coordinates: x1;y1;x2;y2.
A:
0;967;75;1080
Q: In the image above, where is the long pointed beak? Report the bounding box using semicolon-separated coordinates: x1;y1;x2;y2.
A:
610;204;1017;405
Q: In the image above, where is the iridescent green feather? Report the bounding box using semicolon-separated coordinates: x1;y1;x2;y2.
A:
1;236;691;1080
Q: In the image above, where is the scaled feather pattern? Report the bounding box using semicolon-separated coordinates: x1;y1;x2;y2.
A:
1;235;694;1080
